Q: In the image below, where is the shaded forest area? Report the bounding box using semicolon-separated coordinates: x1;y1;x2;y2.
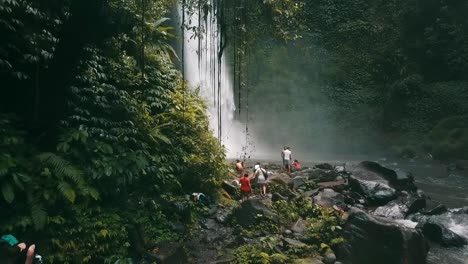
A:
243;0;468;159
0;0;228;262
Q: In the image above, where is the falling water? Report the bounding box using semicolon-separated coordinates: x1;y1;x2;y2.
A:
180;4;246;158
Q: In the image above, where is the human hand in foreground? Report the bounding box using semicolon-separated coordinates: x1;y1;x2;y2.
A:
15;243;35;264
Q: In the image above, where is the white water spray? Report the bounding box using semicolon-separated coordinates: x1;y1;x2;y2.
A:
180;5;247;158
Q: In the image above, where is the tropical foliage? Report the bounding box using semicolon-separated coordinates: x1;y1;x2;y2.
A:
0;0;228;262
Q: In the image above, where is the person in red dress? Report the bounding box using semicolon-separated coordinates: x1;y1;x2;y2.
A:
239;173;252;202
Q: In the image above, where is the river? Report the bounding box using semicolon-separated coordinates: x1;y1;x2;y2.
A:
382;159;468;264
247;154;468;264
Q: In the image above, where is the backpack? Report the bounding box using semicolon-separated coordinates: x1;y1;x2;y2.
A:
261;169;269;180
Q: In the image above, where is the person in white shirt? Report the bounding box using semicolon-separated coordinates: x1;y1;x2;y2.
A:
283;147;292;173
253;163;268;197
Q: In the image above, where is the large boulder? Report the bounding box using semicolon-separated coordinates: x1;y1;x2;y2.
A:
337;208;429;264
268;173;292;185
293;168;337;183
222;181;239;197
452;206;468;214
351;161;417;191
312;188;345;208
271;192;289;202
290;218;309;241
373;190;426;219
373;192;426;219
421;204;448;216
348;176;397;205
315;163;334;170
373;202;406;219
416;220;467;247
152;241;188;264
233;198;278;227
403;192;426;216
290;176;307;189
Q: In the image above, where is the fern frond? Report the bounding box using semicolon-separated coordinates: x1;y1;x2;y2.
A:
83;187;100;200
31;203;47;230
1;182;14;203
12;173;25;190
0;168;8;178
37;152;85;186
57;181;76;203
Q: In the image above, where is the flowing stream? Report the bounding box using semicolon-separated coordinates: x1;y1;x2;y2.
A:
317;157;468;264
384;160;468;264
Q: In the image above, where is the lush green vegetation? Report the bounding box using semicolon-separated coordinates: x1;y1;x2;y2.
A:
231;197;343;264
0;0;229;262
2;0;467;262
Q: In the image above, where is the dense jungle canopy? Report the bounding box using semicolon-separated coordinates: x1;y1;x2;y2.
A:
1;0;468;263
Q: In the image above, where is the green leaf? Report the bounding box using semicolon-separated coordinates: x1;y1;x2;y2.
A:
1;182;14;203
12;173;25;190
87;188;100;200
154;17;169;27
57;182;76;203
31;204;47;230
99;229;109;237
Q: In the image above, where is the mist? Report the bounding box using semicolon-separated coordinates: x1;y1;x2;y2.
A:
233;38;390;160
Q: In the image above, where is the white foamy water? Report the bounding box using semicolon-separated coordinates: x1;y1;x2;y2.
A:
180;6;247;158
395;219;418;229
446;215;468;239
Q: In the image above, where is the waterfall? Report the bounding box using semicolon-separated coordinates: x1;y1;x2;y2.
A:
180;3;246;158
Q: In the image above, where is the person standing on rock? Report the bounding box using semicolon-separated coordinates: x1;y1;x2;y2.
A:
283;147;292;174
254;163;268;197
235;159;244;178
239;173;252;202
281;146;287;172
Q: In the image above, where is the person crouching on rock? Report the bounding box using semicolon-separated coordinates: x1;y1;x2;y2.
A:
239;173;252;202
292;159;302;171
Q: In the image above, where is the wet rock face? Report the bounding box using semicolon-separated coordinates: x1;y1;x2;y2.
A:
315;163;334;170
452;206;468;215
416;220;468;247
352;161;417;192
372;193;426;219
291;176;308;189
421;204;448;216
272;192;288;202
373;202;406;219
312;188;345;208
337;208;429;264
153;241;187;264
293;168;337;183
348;176;397;205
233;198;278;227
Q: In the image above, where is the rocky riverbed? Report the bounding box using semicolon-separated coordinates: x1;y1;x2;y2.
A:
151;160;468;264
